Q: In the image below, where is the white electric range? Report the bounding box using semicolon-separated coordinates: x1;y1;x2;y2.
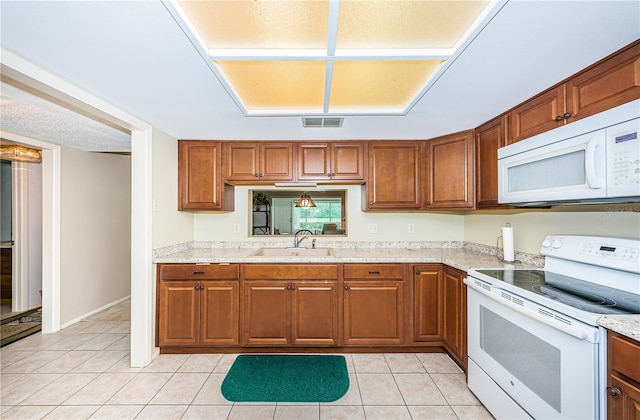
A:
465;235;640;419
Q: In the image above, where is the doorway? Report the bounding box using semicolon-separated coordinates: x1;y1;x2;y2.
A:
0;154;43;346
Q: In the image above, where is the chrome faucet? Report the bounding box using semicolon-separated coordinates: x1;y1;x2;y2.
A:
293;229;313;248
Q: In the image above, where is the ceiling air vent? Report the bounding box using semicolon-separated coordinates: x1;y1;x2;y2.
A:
302;117;344;128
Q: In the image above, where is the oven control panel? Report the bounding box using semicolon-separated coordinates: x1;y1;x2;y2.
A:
541;235;639;272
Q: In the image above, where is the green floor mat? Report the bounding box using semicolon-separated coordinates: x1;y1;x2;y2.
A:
221;354;349;402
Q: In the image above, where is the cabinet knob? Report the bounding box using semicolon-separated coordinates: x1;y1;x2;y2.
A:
291;285;295;290
426;201;431;205
555;112;573;122
415;271;420;275
607;386;621;397
344;285;349;290
254;173;260;177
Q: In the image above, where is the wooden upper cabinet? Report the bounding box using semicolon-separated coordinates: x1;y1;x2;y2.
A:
425;131;475;209
509;86;567;143
567;40;640;122
475;116;511;209
225;142;294;183
364;141;422;210
331;142;365;181
297;142;364;182
508;40;640;144
178;141;234;211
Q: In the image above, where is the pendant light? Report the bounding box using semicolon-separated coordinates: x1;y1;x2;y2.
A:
295;192;316;209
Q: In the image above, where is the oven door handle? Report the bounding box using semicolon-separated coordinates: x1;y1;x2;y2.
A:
465;278;595;342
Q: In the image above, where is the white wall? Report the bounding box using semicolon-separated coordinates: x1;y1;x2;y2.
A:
59;146;131;325
194;185;466;243
151;127;193;249
464;205;640;254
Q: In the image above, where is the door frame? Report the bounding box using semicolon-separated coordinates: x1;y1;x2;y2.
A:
2;48;155;366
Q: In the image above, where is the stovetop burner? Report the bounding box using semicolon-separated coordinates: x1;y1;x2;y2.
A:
476;269;640;315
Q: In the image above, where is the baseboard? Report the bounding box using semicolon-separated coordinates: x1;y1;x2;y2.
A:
60;295;130;330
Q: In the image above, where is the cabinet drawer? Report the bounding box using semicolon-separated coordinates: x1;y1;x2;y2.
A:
610;333;640;382
159;264;239;280
244;264;338;280
343;264;405;280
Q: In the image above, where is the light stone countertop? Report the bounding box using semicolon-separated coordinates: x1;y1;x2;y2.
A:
153;241;639;342
598;315;640;342
152;243;540;273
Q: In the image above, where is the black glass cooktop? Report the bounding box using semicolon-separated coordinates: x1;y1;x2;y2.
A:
476;269;640;315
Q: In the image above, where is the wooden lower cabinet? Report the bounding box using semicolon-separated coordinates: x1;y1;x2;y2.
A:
442;266;467;369
608;331;640;420
157;264;240;347
243;280;339;346
157;262;467;370
413;265;442;342
158;279;239;347
243;264;339;346
343;264;405;345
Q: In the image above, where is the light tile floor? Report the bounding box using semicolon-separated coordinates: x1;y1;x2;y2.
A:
0;299;493;419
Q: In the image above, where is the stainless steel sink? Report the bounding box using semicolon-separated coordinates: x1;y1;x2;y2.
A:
250;247;334;257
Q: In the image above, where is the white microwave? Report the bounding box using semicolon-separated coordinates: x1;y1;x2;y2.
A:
498;100;640;206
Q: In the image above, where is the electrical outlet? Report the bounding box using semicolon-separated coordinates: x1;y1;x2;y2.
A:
367;223;378;234
152;199;160;213
407;223;415;233
233;223;240;233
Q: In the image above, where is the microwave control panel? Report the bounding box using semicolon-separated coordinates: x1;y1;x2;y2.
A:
607;117;640;196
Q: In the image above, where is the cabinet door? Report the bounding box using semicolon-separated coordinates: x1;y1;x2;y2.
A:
158;281;200;346
297;143;331;181
365;142;422;210
297;142;364;182
413;266;441;342
260;143;294;181
343;281;404;345
243;281;290;345
178;141;227;210
509;86;567;143
475;117;511;209
608;374;640;420
291;281;339;346
442;267;466;368
567;41;640;122
425;131;474;209
225;143;260;182
330;142;365;181
200;281;239;345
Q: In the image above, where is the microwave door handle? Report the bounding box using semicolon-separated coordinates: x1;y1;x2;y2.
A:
585;137;602;189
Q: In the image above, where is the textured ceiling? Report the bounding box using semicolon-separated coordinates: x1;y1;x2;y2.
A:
0;80;130;152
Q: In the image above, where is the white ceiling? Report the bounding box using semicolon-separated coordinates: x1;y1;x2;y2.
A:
0;0;638;152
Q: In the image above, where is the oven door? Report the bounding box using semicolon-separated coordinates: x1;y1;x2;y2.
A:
465;277;600;420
